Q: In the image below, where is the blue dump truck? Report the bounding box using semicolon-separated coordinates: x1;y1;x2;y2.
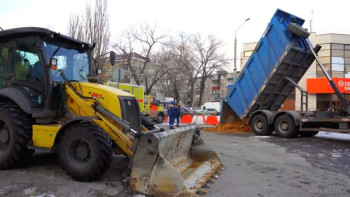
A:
221;9;350;138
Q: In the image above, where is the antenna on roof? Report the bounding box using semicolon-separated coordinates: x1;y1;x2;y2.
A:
0;27;3;31
310;10;314;32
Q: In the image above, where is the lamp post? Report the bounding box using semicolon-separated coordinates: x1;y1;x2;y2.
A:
234;17;250;81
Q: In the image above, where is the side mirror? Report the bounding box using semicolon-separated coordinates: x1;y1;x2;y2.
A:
110;51;116;66
50;58;58;70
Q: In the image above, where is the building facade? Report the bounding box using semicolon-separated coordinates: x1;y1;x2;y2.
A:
180;71;234;107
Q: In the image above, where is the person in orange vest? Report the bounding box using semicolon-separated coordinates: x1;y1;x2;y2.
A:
175;102;181;127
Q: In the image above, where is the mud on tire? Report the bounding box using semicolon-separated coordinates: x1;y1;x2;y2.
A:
0;102;34;169
59;123;113;181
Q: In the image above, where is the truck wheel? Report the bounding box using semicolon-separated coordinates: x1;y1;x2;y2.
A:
300;131;319;137
59;123;113;181
0;102;34;169
250;114;273;136
288;22;310;38
156;114;164;124
274;115;299;138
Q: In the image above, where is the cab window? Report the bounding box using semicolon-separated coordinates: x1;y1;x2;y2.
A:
10;37;45;108
150;97;156;105
13;37;43;81
144;97;148;105
0;43;9;88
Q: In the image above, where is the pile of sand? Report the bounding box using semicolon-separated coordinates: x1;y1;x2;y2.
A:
203;121;252;133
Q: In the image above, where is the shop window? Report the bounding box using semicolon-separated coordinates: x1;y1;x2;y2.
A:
332;50;344;57
332;44;344;50
332;56;344;77
317;94;331;111
345;50;350;58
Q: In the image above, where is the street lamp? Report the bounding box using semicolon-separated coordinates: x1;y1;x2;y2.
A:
234;17;250;81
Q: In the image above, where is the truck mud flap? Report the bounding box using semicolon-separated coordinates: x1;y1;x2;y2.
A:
130;125;223;196
219;101;241;124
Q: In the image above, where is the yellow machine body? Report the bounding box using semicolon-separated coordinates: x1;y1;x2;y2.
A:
32;125;60;148
31;82;223;196
65;82;135;156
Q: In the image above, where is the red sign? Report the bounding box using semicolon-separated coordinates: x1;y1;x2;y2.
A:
307;78;350;93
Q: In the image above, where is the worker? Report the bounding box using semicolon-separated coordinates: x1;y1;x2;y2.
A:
175;101;181;127
168;101;175;129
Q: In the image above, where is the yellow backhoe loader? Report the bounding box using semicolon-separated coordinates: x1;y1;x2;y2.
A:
0;27;222;196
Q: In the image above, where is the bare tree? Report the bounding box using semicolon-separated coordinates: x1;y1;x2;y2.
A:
113;23;167;95
172;33;197;105
191;34;227;106
67;0;110;64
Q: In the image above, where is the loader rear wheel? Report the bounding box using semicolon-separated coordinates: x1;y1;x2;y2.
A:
274;115;299;138
300;131;319;137
250;114;273;136
0;102;33;169
59;123;113;181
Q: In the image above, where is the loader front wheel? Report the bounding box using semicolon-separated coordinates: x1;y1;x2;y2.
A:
0;102;33;169
250;114;273;136
59;123;113;181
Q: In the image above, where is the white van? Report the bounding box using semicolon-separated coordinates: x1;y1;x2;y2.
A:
197;102;221;114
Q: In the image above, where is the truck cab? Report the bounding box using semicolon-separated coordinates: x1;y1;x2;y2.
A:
144;95;165;123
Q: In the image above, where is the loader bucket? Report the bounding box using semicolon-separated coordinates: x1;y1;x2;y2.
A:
219;100;241;124
130;125;223;196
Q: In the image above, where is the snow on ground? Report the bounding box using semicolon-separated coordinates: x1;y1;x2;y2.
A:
316;131;350;141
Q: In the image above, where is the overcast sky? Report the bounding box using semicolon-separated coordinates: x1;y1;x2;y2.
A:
1;0;349;70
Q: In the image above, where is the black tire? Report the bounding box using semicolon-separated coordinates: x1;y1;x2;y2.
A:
250;114;273;136
274;115;299;138
59;123;113;181
288;22;310;38
0;102;34;169
300;131;319;137
156;114;164;124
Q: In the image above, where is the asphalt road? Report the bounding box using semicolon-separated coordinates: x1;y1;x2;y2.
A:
0;128;349;197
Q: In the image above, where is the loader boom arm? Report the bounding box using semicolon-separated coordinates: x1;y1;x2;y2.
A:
65;83;134;155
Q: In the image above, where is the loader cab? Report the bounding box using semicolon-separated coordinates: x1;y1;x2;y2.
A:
0;27;93;123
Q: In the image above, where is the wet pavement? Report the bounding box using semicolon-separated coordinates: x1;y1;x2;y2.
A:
0;127;349;197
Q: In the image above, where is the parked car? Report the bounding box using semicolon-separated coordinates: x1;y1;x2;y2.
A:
200;108;219;116
179;107;195;118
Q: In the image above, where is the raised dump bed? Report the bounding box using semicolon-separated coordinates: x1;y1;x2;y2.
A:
221;9;315;122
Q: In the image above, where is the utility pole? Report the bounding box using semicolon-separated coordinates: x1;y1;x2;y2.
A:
234;17;250;81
